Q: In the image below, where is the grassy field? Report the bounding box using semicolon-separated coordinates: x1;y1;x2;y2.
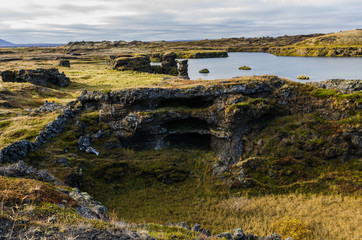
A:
0;58;167;149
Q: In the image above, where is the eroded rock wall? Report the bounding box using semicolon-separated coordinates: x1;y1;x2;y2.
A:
78;77;285;165
0;68;70;87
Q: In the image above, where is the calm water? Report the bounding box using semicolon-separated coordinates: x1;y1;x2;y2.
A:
181;52;362;82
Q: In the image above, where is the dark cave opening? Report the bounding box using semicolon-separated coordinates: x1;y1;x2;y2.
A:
164;133;212;150
164;118;210;132
158;96;214;109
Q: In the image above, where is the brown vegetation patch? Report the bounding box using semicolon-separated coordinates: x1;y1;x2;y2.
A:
0;176;77;207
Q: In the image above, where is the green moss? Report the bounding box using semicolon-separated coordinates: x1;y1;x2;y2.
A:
338;112;361;124
35;203;81;224
311;89;338;98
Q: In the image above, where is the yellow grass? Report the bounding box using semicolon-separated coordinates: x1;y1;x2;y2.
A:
0;112;59;149
211;194;361;240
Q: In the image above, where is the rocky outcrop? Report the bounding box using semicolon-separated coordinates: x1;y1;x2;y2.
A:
0;68;70;87
178;60;189;79
310;79;362;93
70;189;108;220
0;141;37;165
0;161;61;185
111;55;153;72
38;100;65;112
78;77;285;165
77;77;361;174
161;52;178;74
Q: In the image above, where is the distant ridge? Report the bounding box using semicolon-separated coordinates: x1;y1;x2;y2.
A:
0;39;15;47
0;38;64;48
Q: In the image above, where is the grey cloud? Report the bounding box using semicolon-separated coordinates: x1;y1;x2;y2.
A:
0;0;361;43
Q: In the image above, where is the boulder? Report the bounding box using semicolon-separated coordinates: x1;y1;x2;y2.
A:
192;223;201;232
161;52;178;74
175;221;191;230
0;70;19;82
0;68;70;87
265;233;282;240
199;68;210;73
233;228;246;240
59;59;71;67
112;55;152;72
311;79;362;93
200;229;211;237
38;100;64;112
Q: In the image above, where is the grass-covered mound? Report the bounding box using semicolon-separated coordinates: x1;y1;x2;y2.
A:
269;30;362;56
239;66;251;70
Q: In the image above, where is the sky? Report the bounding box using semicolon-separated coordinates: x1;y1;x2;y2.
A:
0;0;361;44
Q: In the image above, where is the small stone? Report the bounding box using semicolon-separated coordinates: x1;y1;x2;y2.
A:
78;136;90;151
2;102;13;108
86;147;99;156
233;228;246;240
266;233;282;240
246;233;256;240
192;223;201;232
47;216;57;223
175;221;191;230
58;157;70;165
200;229;211;237
216;232;232;239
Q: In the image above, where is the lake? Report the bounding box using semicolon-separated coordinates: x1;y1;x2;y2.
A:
180;52;362;82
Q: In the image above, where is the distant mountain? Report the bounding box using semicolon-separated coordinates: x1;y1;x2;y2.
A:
0;39;63;48
0;39;15;47
12;43;64;47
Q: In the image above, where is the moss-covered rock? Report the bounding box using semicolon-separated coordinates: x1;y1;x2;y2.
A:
239;66;251;70
199;68;210;73
297;75;309;80
111;55;152;72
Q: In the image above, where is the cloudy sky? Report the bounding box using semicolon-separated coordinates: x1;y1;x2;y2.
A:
1;0;361;43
